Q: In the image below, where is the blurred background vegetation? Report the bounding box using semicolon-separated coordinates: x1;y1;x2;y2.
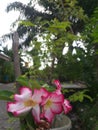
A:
0;0;98;129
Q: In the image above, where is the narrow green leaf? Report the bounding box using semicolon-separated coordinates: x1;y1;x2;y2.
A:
0;90;14;101
19;20;35;27
84;95;93;102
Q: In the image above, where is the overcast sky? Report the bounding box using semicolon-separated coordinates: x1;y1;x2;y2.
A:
0;0;29;49
0;0;29;37
0;0;44;50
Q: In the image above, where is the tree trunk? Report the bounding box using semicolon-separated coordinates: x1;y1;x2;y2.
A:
12;32;21;89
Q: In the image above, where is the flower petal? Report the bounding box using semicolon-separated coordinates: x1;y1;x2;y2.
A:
63;99;72;114
7;102;31;116
32;105;40;123
55;89;62;95
51;103;63;114
7;102;24;112
14;87;32;101
32;88;48;103
53;80;61;90
49;93;64;103
43;108;55;122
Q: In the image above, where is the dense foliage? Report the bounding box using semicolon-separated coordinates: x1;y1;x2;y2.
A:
0;47;14;82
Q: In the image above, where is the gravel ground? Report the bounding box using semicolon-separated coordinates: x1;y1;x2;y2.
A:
0;83;20;130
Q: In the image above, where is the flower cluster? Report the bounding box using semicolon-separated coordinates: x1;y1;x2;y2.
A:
7;80;72;128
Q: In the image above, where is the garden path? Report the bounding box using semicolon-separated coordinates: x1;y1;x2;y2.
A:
0;83;20;130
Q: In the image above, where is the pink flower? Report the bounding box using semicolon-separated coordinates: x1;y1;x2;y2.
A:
63;99;72;114
53;79;62;94
53;79;62;90
7;87;47;123
7;79;72;125
53;80;72;114
41;92;64;122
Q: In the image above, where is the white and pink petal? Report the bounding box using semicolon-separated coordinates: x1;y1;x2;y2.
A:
32;105;41;123
32;88;49;103
14;87;32;101
43;108;55;123
53;80;62;90
7;102;31;116
51;103;63;114
49;93;64;103
63;99;72;114
13;106;32;116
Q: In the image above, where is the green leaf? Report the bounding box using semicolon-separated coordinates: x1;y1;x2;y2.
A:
50;21;71;29
68;90;92;102
79;94;84;102
25;112;36;130
16;75;41;89
19;20;35;27
7;112;15;117
20;118;29;130
47;19;71;33
84;95;93;102
16;76;29;86
0;90;14;101
29;79;41;90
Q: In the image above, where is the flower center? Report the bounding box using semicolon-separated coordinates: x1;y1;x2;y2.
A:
45;100;52;108
24;99;36;107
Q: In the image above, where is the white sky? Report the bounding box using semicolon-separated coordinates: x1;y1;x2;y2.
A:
0;0;29;49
